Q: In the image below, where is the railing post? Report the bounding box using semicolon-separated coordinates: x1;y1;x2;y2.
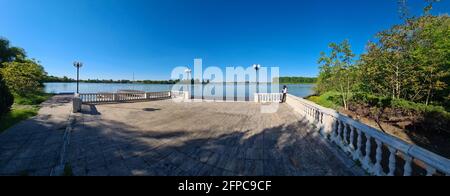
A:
374;139;383;176
331;119;338;142
73;94;82;113
363;134;372;171
388;147;397;176
343;123;348;145
349;126;355;150
425;165;436;176
321;115;332;137
354;129;363;161
403;155;413;176
337;121;343;145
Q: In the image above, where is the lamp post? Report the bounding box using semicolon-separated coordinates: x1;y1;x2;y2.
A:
185;68;192;95
253;64;261;93
73;61;83;94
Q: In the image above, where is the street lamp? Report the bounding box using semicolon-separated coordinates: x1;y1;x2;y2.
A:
253;64;261;93
185;68;192;83
185;68;192;93
73;61;83;94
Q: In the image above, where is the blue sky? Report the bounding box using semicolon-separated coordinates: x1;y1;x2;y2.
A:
0;0;449;80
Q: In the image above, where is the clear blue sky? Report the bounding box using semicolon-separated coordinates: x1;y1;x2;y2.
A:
0;0;448;80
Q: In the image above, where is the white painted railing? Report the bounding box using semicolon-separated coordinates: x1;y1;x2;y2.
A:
254;93;282;103
170;91;190;100
79;91;171;103
286;94;450;176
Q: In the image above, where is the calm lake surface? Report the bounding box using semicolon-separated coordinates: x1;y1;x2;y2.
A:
44;83;315;99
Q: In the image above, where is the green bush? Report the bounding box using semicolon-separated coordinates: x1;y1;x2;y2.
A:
0;73;14;116
0;61;46;96
391;99;448;114
0;106;38;132
308;91;342;109
14;93;52;105
352;93;392;108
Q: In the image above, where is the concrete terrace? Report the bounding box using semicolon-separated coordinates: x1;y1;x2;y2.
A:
0;95;360;176
68;100;358;176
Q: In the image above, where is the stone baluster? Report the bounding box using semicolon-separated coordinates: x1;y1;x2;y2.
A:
337;121;342;144
331;119;338;142
425;165;436;176
354;129;362;161
363;134;372;169
349;127;355;150
374;139;383;176
388;147;396;176
321;113;324;124
403;155;413;176
342;123;348;145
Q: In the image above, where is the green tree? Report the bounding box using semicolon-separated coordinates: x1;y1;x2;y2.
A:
359;14;449;105
411;15;450;105
1;60;46;96
0;73;14;116
317;40;356;110
0;38;26;66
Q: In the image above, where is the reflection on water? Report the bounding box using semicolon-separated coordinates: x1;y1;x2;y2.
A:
44;83;315;98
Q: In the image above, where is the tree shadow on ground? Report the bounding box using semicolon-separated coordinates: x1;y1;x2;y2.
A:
142;108;161;112
67;115;355;176
404;112;450;159
0;115;66;176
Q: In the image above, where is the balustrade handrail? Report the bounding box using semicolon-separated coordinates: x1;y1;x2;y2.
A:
287;94;450;175
79;91;172;103
255;93;283;103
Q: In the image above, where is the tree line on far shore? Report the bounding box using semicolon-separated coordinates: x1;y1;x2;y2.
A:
43;75;182;84
274;77;317;84
44;76;317;84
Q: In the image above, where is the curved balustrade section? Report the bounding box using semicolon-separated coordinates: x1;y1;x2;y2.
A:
79;91;172;104
285;94;450;176
254;93;283;103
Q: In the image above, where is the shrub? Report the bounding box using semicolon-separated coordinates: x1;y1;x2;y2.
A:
0;73;14;116
14;92;52;105
391;99;448;114
307;91;342;109
352;93;392;108
0;61;46;96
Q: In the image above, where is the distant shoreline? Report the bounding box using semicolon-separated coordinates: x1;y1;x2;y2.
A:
43;76;317;85
44;81;316;85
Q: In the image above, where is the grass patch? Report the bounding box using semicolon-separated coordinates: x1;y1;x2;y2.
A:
0;92;53;133
307;91;341;109
14;93;53;105
0;106;39;133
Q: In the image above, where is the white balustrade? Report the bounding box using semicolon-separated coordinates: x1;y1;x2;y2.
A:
254;93;282;103
284;94;450;176
79;91;173;104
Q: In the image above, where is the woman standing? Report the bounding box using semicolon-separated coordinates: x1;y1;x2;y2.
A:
281;85;288;103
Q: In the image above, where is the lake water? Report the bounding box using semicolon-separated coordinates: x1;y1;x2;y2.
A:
44;83;315;99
